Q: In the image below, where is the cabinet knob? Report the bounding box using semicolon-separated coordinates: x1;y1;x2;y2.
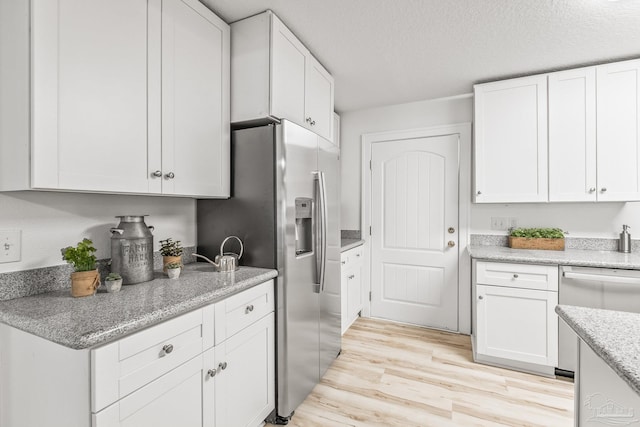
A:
601;187;607;193
589;187;596;193
219;362;228;370
448;227;456;234
162;344;174;355
348;274;355;279
513;274;519;279
447;241;456;247
356;253;361;257
152;170;162;178
478;295;484;300
477;191;482;195
207;369;217;378
306;117;312;123
165;172;175;179
245;304;254;314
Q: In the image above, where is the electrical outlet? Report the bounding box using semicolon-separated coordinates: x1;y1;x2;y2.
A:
490;217;507;230
509;217;518;229
0;230;21;263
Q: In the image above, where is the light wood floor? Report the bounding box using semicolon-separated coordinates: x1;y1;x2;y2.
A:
269;317;574;427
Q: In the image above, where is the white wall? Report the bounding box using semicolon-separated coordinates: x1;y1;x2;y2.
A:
340;94;473;230
0;191;196;273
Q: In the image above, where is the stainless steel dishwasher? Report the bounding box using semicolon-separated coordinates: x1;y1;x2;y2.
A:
558;265;640;372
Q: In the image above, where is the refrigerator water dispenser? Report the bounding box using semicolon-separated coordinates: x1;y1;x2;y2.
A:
295;198;313;256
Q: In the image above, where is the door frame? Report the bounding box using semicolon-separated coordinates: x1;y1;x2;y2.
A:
360;123;472;334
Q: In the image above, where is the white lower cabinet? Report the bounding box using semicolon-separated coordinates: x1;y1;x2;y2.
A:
473;261;558;375
0;280;275;427
341;245;364;334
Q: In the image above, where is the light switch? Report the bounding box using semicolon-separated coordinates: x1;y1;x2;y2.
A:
0;230;21;263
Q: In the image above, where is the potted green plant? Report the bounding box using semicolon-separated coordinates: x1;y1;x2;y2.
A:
165;262;182;279
61;238;100;297
159;238;183;274
104;272;123;293
509;228;565;251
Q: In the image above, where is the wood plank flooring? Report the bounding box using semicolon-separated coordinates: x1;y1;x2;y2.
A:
269;317;574;427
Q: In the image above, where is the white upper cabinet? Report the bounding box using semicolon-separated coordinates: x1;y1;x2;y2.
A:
548;67;597;202
230;11;335;141
474;75;548;203
1;0;230;198
596;59;640;202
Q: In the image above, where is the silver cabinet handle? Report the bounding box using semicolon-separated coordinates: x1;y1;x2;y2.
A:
447;241;456;247
152;170;162;178
162;344;174;355
478;295;484;300
207;369;217;378
245;304;254;314
601;187;607;192
219;362;227;370
588;187;596;193
165;172;175;179
513;274;519;279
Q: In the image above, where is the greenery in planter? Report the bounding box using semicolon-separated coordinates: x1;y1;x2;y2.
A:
61;238;97;271
159;238;183;257
509;228;565;239
165;262;182;269
105;273;122;281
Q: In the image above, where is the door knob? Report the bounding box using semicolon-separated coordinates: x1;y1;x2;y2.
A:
448;227;455;234
447;241;456;247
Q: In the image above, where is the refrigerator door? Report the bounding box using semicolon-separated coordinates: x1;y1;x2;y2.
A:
318;137;342;378
277;121;320;417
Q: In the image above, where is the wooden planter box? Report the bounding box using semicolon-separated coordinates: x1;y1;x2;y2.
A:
509;236;565;251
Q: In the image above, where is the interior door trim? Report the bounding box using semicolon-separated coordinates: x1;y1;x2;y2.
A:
361;122;472;334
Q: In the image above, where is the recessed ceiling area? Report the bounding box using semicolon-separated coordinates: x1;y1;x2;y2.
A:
202;0;640;113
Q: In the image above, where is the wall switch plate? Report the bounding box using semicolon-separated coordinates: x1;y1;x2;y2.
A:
490;217;510;230
0;230;21;263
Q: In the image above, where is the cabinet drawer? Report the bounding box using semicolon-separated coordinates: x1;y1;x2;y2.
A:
214;280;274;344
341;245;363;267
91;307;212;413
476;261;558;291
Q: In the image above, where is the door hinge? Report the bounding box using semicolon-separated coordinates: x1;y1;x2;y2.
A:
369;160;372;170
369;226;372;236
369;291;372;301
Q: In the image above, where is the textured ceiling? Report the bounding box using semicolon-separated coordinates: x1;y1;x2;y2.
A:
202;0;640;113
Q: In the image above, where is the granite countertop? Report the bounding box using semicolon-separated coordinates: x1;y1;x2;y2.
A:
556;305;640;396
469;245;640;269
0;265;278;350
341;238;364;252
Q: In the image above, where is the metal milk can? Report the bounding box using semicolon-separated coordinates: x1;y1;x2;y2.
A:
110;215;155;284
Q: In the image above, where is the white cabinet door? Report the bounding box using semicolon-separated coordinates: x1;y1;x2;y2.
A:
271;16;306;126
596;59;640;202
212;313;275;427
332;112;341;148
160;0;230;198
93;355;208;427
347;265;362;326
548;67;597;202
474;75;548;203
31;0;151;193
476;284;558;367
305;56;335;141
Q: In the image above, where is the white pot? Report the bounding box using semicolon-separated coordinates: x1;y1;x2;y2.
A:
167;268;181;279
104;279;122;293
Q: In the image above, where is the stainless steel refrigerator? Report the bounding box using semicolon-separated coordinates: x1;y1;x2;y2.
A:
196;120;341;423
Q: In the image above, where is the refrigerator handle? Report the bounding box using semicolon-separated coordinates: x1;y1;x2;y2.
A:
319;171;328;292
313;172;322;288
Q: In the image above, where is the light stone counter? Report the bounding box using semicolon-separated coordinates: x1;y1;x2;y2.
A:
341;238;364;252
0;265;277;350
469;245;640;269
556;305;640;396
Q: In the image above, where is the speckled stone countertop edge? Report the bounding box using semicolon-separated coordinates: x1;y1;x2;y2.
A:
341;239;364;252
468;245;640;270
0;266;278;350
556;305;640;396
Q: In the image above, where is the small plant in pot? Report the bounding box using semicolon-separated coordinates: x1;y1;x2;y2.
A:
159;238;183;274
165;262;182;279
104;273;123;293
61;238;100;297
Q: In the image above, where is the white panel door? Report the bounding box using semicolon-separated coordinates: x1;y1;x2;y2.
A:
271;16;306;126
596;59;640;201
370;134;459;330
476;284;558;367
474;75;548;203
31;0;151;193
548;67;597;202
161;0;230;197
305;57;334;141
